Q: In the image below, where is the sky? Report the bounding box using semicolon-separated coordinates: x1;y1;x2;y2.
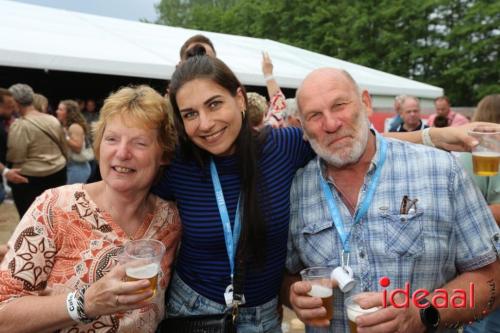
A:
10;0;160;22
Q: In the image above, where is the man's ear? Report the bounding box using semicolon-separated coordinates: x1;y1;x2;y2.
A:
361;90;374;117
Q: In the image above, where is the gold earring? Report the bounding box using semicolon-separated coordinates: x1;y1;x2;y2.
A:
241;109;246;119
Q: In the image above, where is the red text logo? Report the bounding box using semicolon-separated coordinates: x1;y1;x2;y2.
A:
379;276;475;309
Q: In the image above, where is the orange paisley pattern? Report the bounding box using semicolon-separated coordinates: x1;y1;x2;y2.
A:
0;184;181;333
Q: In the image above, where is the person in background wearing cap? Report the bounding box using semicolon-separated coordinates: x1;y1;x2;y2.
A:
283;68;500;332
6;83;67;217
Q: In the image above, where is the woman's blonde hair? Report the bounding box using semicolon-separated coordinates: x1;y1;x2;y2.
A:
472;94;500;124
33;93;49;113
93;85;177;163
246;92;267;127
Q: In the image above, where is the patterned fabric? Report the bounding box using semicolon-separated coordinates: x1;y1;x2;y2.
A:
264;90;287;127
428;111;469;127
0;184;181;333
287;135;500;333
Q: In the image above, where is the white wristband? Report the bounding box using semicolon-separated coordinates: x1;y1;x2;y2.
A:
422;128;436;147
264;75;274;82
2;167;9;177
66;291;80;322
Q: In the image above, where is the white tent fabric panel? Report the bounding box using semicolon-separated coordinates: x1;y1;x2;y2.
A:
0;0;443;100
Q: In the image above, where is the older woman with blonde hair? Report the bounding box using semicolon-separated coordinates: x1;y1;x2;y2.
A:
0;85;181;333
246;92;267;130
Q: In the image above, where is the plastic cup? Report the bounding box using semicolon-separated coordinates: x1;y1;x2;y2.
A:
300;267;334;325
468;127;500;176
122;239;165;297
345;294;380;333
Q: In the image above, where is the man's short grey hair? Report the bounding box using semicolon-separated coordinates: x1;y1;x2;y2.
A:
400;95;420;108
9;83;34;106
395;95;407;104
283;98;299;118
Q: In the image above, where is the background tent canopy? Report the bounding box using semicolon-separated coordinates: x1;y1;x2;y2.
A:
0;0;443;106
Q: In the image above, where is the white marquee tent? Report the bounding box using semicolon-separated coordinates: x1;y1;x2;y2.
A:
0;0;443;108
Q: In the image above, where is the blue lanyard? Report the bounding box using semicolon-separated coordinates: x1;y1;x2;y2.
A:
210;158;241;280
319;135;387;253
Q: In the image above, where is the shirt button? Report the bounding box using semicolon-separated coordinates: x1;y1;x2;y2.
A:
494;234;499;242
363;286;369;292
359;251;365;258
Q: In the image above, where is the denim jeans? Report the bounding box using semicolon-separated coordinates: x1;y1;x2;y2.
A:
165;272;282;333
67;160;91;185
464;308;500;333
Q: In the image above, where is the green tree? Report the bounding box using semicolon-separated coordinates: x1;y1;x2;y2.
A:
156;0;499;106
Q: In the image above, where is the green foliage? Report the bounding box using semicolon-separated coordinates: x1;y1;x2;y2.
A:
156;0;499;106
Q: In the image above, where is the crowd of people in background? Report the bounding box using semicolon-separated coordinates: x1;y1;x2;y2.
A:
0;33;498;333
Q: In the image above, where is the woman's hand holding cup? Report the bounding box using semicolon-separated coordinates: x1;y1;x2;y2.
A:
83;264;154;318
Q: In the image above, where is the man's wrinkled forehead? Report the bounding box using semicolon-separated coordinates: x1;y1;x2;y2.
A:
297;68;357;106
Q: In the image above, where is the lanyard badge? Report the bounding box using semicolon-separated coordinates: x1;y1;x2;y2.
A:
210;159;245;307
320;135;387;293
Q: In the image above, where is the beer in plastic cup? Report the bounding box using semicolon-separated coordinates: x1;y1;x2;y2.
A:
345;295;380;333
469;127;500;176
123;239;165;297
300;267;334;325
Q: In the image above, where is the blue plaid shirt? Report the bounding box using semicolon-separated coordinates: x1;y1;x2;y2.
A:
287;135;500;333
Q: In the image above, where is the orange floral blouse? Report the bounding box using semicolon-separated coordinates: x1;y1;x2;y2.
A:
0;184;181;333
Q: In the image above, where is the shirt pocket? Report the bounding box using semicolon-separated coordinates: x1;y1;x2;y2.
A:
300;220;336;266
380;209;424;258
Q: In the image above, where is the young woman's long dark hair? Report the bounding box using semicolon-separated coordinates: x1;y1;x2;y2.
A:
169;56;268;266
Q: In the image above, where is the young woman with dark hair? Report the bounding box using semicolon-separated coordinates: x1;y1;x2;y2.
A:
154;56;314;331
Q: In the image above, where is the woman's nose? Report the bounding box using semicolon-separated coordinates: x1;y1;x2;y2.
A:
198;112;215;131
115;142;132;159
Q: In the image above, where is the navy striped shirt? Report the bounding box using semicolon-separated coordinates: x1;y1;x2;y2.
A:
153;127;313;306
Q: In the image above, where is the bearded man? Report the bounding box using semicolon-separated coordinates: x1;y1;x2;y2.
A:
282;68;500;333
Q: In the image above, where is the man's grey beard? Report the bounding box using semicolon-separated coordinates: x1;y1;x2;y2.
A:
306;113;370;168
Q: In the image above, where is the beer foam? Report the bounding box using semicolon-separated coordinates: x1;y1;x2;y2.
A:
472;151;500;157
346;303;379;322
308;284;333;298
126;263;159;279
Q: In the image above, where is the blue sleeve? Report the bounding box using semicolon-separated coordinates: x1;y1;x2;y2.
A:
270;127;314;169
151;166;174;200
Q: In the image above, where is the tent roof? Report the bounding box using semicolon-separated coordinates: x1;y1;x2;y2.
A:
0;0;443;99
